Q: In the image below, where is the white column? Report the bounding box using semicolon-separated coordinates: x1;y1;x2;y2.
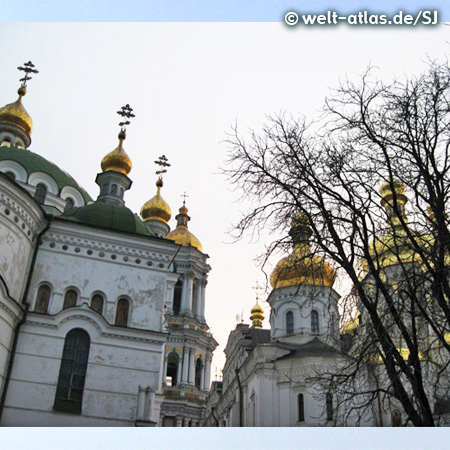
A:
176;417;182;427
165;281;175;315
198;280;207;322
162;354;168;385
181;273;194;315
188;349;196;385
203;355;211;391
199;359;205;390
137;386;146;420
181;348;189;383
146;388;155;422
176;354;183;386
194;281;202;319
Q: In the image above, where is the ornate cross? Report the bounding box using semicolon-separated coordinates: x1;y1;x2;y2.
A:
117;104;135;130
181;191;189;205
252;281;262;301
154;154;171;178
17;61;38;87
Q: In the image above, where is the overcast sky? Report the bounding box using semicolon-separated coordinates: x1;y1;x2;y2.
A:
0;23;450;380
1;22;449;382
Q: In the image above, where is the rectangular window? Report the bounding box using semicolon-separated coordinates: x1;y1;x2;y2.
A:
298;393;305;422
326;393;333;421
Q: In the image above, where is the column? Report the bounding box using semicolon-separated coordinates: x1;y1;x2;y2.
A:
176;354;183;386
193;281;202;319
162;354;168;385
165;281;175;315
199;280;207;322
181;273;194;315
188;349;195;385
176;417;183;427
200;359;205;390
146;388;155;422
203;355;211;391
181;347;189;384
137;386;146;420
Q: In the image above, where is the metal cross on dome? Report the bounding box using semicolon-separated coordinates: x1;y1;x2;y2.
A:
117;104;135;130
154;154;171;178
252;281;263;301
17;61;39;87
181;191;189;206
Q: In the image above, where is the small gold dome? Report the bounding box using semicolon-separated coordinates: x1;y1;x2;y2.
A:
250;300;264;329
380;180;407;208
140;178;172;224
0;87;33;135
270;212;335;289
101;130;132;175
166;204;202;252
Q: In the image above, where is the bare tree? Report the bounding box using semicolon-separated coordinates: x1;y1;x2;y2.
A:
224;59;450;426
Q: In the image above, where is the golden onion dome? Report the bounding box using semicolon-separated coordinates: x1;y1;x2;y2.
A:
166;204;202;252
0;87;33;135
270;212;335;289
101;130;132;175
140;178;172;224
250;300;264;329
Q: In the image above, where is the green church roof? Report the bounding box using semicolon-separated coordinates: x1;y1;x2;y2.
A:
0;145;92;203
60;201;156;237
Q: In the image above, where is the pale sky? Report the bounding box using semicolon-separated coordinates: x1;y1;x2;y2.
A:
1;22;449;380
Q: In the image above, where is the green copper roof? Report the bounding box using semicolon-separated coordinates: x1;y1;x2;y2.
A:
0;145;92;203
60;202;156;237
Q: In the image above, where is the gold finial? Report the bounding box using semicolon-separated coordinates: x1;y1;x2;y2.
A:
250;282;264;329
379;180;407;225
100;104;135;175
140;155;172;223
0;61;38;137
166;194;203;252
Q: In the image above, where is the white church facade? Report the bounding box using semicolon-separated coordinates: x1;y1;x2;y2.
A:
0;63;217;426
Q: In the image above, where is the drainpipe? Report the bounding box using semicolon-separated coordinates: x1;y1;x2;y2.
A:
0;216;51;422
235;368;244;427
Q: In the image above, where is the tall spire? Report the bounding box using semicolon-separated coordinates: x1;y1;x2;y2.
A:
0;61;39;149
96;104;135;206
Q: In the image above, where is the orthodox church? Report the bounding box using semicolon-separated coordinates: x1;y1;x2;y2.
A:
0;63;217;426
203;192;450;426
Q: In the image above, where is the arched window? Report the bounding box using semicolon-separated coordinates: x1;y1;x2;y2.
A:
326;392;333;421
166;352;179;386
35;284;51;313
195;358;203;389
286;311;294;334
311;310;319;333
63;289;78;309
173;279;182;315
91;294;104;314
1;137;11;147
298;393;305;422
34;183;47;205
115;298;130;326
5;171;15;181
64;197;75;212
110;184;117;195
54;329;90;414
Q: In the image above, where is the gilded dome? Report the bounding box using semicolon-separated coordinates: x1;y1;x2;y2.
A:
0;87;33;135
270;212;335;289
101;130;132;176
140;178;171;224
250;300;264;329
270;246;336;289
166;204;202;252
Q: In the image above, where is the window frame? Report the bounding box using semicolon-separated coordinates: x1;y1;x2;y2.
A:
53;329;90;414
